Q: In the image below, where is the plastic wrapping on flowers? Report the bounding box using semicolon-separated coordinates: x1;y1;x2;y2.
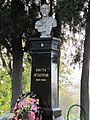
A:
10;92;41;120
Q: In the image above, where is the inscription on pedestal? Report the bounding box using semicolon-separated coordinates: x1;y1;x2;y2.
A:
33;68;49;82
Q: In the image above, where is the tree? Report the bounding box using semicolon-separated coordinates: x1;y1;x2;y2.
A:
56;0;90;119
0;0;39;108
80;1;90;119
11;0;26;108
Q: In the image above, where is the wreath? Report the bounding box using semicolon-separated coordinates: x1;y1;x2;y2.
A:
10;92;41;120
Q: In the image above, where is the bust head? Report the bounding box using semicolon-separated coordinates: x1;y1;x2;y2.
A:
40;3;50;17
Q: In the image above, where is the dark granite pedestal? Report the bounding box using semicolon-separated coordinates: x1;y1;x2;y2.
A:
29;37;61;119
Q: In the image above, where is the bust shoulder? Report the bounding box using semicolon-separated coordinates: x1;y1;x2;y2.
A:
35;20;42;27
47;17;57;27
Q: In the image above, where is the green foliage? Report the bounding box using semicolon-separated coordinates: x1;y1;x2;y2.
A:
57;0;88;30
0;0;39;50
0;68;11;115
21;108;29;120
56;0;86;65
0;54;31;114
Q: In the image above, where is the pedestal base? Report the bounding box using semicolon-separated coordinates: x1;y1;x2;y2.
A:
42;108;61;120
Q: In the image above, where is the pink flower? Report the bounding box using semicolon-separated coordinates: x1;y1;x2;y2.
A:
21;99;27;105
18;102;24;109
28;111;35;120
36;117;39;120
16;99;28;109
30;105;37;111
28;98;36;105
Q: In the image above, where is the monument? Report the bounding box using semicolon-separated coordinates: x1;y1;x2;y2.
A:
29;3;61;120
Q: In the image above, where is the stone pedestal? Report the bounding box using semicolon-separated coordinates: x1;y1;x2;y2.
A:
29;37;61;119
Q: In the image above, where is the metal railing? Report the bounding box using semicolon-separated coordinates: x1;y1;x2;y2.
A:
67;104;86;120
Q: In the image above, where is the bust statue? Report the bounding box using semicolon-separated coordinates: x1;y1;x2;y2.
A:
35;3;57;38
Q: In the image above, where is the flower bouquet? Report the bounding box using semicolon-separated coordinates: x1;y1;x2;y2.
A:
10;92;41;120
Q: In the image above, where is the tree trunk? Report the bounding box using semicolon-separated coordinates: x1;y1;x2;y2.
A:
11;0;23;109
55;0;61;38
80;1;90;120
11;37;23;108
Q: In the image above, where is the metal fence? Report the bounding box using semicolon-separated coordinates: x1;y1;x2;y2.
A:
67;104;86;120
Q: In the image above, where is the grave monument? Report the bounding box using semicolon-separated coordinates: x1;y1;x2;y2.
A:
29;3;61;120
